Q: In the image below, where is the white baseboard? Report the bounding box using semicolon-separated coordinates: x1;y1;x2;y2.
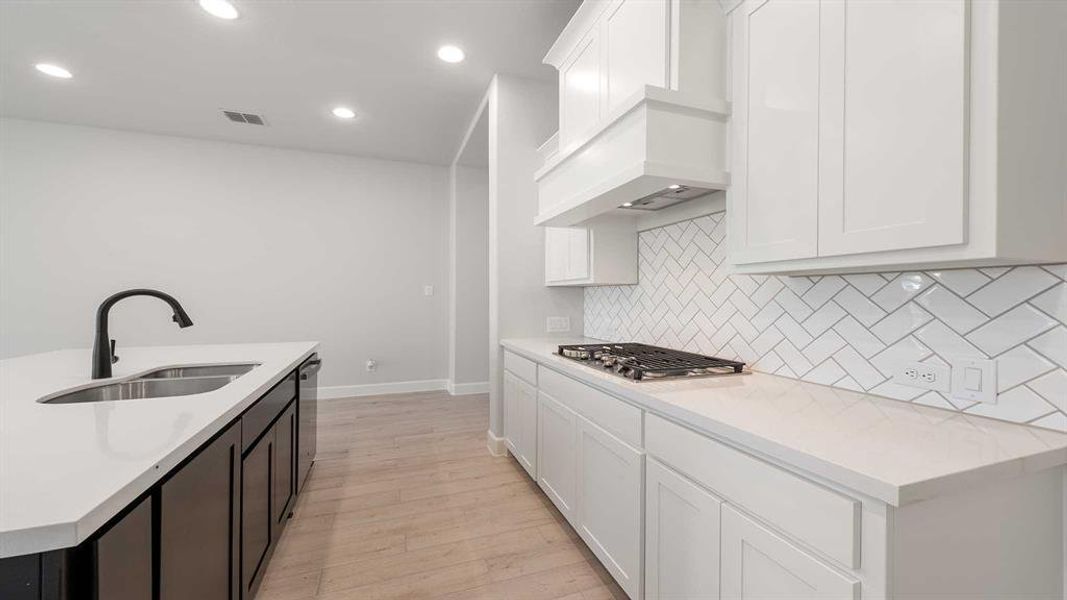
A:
486;429;508;456
447;380;489;395
318;379;449;399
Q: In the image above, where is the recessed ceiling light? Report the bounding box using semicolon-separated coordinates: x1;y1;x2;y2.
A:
35;63;72;79
622;202;633;208
668;184;681;190
198;0;239;20
437;45;465;64
332;106;356;120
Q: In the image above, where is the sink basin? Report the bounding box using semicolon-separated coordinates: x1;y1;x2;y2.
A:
42;376;240;404
139;363;259;379
39;363;260;404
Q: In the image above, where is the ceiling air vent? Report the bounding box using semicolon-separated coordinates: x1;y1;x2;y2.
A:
222;110;267;126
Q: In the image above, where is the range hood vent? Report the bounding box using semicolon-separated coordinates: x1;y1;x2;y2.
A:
534;87;729;227
620;185;712;211
222;110;267;126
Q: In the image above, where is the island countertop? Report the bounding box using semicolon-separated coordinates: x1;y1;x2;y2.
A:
502;337;1067;507
0;341;318;558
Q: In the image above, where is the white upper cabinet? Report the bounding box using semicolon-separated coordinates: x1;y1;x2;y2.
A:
544;217;637;286
729;0;821;263
602;0;668;112
728;0;1067;274
560;31;603;149
817;0;966;257
536;0;730;228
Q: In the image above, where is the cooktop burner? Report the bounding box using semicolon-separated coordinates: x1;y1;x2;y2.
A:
557;343;745;381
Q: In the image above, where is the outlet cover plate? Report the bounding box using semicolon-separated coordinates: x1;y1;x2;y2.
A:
951;357;997;404
893;361;951;392
546;316;571;333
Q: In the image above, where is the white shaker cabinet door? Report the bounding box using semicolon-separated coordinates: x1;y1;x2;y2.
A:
503;371;520;456
560;30;602;148
817;0;967;257
729;0;820;264
645;458;722;600
602;0;668;113
576;415;643;600
537;390;578;525
502;371;537;480
545;227;571;283
721;505;859;600
545;227;591;285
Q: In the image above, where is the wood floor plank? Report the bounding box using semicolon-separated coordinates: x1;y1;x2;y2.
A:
256;392;627;600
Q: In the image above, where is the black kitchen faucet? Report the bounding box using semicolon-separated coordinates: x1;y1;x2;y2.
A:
91;288;194;379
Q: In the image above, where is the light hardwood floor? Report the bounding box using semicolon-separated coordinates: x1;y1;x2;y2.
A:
256;391;628;600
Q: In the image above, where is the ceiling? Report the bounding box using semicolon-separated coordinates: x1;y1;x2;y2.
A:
0;0;578;165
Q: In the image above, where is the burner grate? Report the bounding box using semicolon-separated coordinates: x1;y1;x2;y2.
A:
557;343;745;380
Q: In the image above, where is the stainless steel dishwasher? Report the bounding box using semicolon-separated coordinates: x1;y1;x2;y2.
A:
297;354;321;492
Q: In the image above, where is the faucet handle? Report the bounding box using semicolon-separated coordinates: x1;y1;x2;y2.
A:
110;339;119;364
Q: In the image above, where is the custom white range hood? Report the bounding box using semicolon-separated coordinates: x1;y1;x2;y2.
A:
534;0;730;227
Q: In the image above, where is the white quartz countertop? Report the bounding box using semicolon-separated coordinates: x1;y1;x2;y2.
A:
0;341;318;558
502;337;1067;507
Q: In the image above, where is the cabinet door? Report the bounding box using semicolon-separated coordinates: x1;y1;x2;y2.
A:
503;371;520;456
537;390;578;524
273;401;297;535
503;371;537;479
818;0;966;256
160;422;241;600
516;376;539;480
721;505;859;600
576;415;643;599
545;227;571;283
603;0;668;112
545;227;590;285
645;459;721;600
560;30;602;147
242;431;273;599
730;0;821;264
96;496;153;600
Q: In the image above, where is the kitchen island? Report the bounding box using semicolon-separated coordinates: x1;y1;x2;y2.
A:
0;341;318;599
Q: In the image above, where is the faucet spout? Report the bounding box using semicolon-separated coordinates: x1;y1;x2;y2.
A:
91;288;194;379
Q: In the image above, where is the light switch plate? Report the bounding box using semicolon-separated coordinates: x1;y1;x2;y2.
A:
951;357;997;404
546;316;571;333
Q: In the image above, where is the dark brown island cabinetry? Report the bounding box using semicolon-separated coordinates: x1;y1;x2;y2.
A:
0;366;313;600
160;420;241;600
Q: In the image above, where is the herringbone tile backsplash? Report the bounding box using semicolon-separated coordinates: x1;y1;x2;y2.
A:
585;212;1067;429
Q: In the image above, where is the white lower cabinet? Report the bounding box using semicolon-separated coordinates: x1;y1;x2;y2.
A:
576;414;644;600
644;458;722;600
536;390;578;524
506;349;1066;600
720;505;859;600
502;370;537;480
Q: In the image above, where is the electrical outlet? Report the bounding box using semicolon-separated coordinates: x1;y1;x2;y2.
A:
423;285;434;296
546;316;571;333
951;357;997;404
893;361;950;392
365;359;377;372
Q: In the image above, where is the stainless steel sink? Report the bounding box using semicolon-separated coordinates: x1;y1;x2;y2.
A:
39;362;260;404
139;363;259;379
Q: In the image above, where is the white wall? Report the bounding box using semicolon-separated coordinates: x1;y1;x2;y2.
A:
449;164;490;389
486;75;585;436
0;118;450;391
